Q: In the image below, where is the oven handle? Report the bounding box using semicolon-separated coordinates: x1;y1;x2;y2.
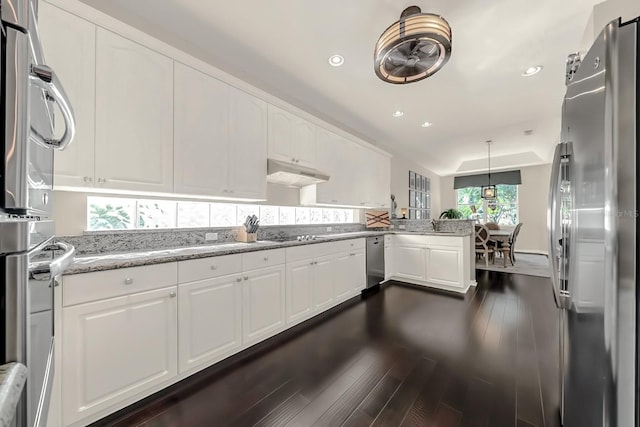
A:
29;65;76;151
29;241;76;281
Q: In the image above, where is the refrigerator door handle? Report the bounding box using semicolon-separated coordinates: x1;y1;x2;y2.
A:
29;241;76;281
547;143;565;309
29;65;76;150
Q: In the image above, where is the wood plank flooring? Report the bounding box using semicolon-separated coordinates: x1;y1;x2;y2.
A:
98;270;561;427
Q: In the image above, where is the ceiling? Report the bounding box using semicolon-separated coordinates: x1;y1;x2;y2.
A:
78;0;602;175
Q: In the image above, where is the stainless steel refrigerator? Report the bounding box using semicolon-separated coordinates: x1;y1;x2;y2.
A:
548;16;638;427
1;0;75;425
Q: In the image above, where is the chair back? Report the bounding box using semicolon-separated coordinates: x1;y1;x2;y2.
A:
509;223;523;247
475;223;490;248
484;222;500;230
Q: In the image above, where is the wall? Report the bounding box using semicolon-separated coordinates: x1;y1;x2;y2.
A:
581;0;640;52
55;184;303;236
390;155;441;219
440;163;552;253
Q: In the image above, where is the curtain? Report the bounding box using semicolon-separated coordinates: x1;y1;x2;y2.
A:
453;170;522;189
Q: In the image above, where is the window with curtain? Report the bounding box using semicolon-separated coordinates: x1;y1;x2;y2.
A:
456;184;518;225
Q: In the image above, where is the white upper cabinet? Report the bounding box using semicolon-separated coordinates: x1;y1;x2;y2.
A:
228;89;267;200
94;29;174;192
39;3;96;188
173;63;230;197
267;105;316;168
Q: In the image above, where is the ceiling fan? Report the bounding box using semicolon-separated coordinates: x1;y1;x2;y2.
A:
374;5;452;84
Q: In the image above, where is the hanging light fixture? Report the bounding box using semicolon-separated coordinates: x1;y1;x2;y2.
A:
481;140;497;199
374;5;452;84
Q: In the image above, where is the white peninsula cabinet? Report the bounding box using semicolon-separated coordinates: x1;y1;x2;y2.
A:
385;234;475;293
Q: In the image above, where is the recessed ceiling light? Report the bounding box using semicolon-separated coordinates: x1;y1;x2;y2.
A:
421;121;433;128
522;65;543;76
392;110;404;118
328;54;344;67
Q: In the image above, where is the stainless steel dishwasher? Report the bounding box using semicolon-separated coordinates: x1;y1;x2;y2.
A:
365;236;385;290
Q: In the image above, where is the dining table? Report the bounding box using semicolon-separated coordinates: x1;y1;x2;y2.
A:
488;229;513;267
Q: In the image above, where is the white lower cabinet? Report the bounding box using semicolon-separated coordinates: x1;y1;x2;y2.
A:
286;260;314;325
62;286;178;425
387;234;473;293
425;247;462;287
334;249;366;302
178;274;243;374
395;245;427;282
242;265;286;346
312;255;335;311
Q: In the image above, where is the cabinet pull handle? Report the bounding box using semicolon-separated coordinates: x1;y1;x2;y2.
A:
244;276;249;281
236;278;242;282
169;292;176;298
264;257;269;261
83;176;92;183
97;177;106;184
310;261;314;265
124;278;133;285
210;265;217;270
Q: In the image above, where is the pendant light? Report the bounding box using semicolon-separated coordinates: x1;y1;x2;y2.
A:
481;140;497;199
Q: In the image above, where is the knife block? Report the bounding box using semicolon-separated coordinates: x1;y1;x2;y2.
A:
237;228;257;243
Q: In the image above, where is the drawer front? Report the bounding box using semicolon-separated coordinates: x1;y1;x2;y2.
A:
242;249;285;271
332;238;365;254
384;235;393;244
285;242;333;263
63;263;178;306
178;254;242;283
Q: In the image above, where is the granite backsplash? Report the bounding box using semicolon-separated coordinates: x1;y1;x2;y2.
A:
389;219;474;234
59;223;369;256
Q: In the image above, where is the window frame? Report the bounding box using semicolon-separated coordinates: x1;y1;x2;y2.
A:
456;184;519;225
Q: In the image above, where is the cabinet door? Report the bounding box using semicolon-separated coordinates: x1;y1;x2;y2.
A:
426;248;462;288
315;128;348;205
312;255;335;311
174;63;230;197
286;260;314;325
350;249;366;293
292;118;316;168
384;243;395;279
62;287;177;425
228;88;267;200
39;3;96;188
94;29;173;192
267;105;293;162
242;265;285;345
395;245;426;281
178;274;242;374
334;252;355;302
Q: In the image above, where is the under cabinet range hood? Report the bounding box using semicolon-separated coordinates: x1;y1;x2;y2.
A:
266;159;330;187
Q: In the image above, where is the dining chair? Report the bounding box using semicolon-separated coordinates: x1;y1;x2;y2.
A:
475;224;494;267
508;223;524;264
484;222;500;230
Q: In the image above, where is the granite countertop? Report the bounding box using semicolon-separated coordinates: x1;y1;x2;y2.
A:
66;230;471;275
0;363;27;427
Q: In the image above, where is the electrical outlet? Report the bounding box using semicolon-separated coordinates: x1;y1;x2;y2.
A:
205;232;218;241
389;224;395;229
326;226;332;232
398;224;406;230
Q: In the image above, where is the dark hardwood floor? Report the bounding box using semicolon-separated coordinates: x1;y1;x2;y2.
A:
100;271;561;427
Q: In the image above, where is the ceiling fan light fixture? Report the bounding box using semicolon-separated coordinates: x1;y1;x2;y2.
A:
374;6;452;84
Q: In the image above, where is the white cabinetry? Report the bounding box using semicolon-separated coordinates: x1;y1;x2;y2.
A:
285;253;336;326
94;29;174;192
173;64;267;200
312;255;335;311
387;234;473;293
62;286;177;425
242;265;286;346
395;245;427;282
268;105;317;167
334;249;366;301
39;3;96;188
178;274;243;374
173;63;230;197
228;90;268;199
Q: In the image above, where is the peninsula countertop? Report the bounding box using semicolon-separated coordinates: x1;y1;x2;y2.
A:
0;363;27;427
65;230;471;275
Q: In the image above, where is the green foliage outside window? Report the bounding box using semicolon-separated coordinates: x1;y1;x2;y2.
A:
89;204;131;230
457;184;518;225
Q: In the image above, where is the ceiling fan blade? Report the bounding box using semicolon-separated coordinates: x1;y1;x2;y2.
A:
386;50;409;67
395;42;413;57
418;42;438;56
390;64;413;77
